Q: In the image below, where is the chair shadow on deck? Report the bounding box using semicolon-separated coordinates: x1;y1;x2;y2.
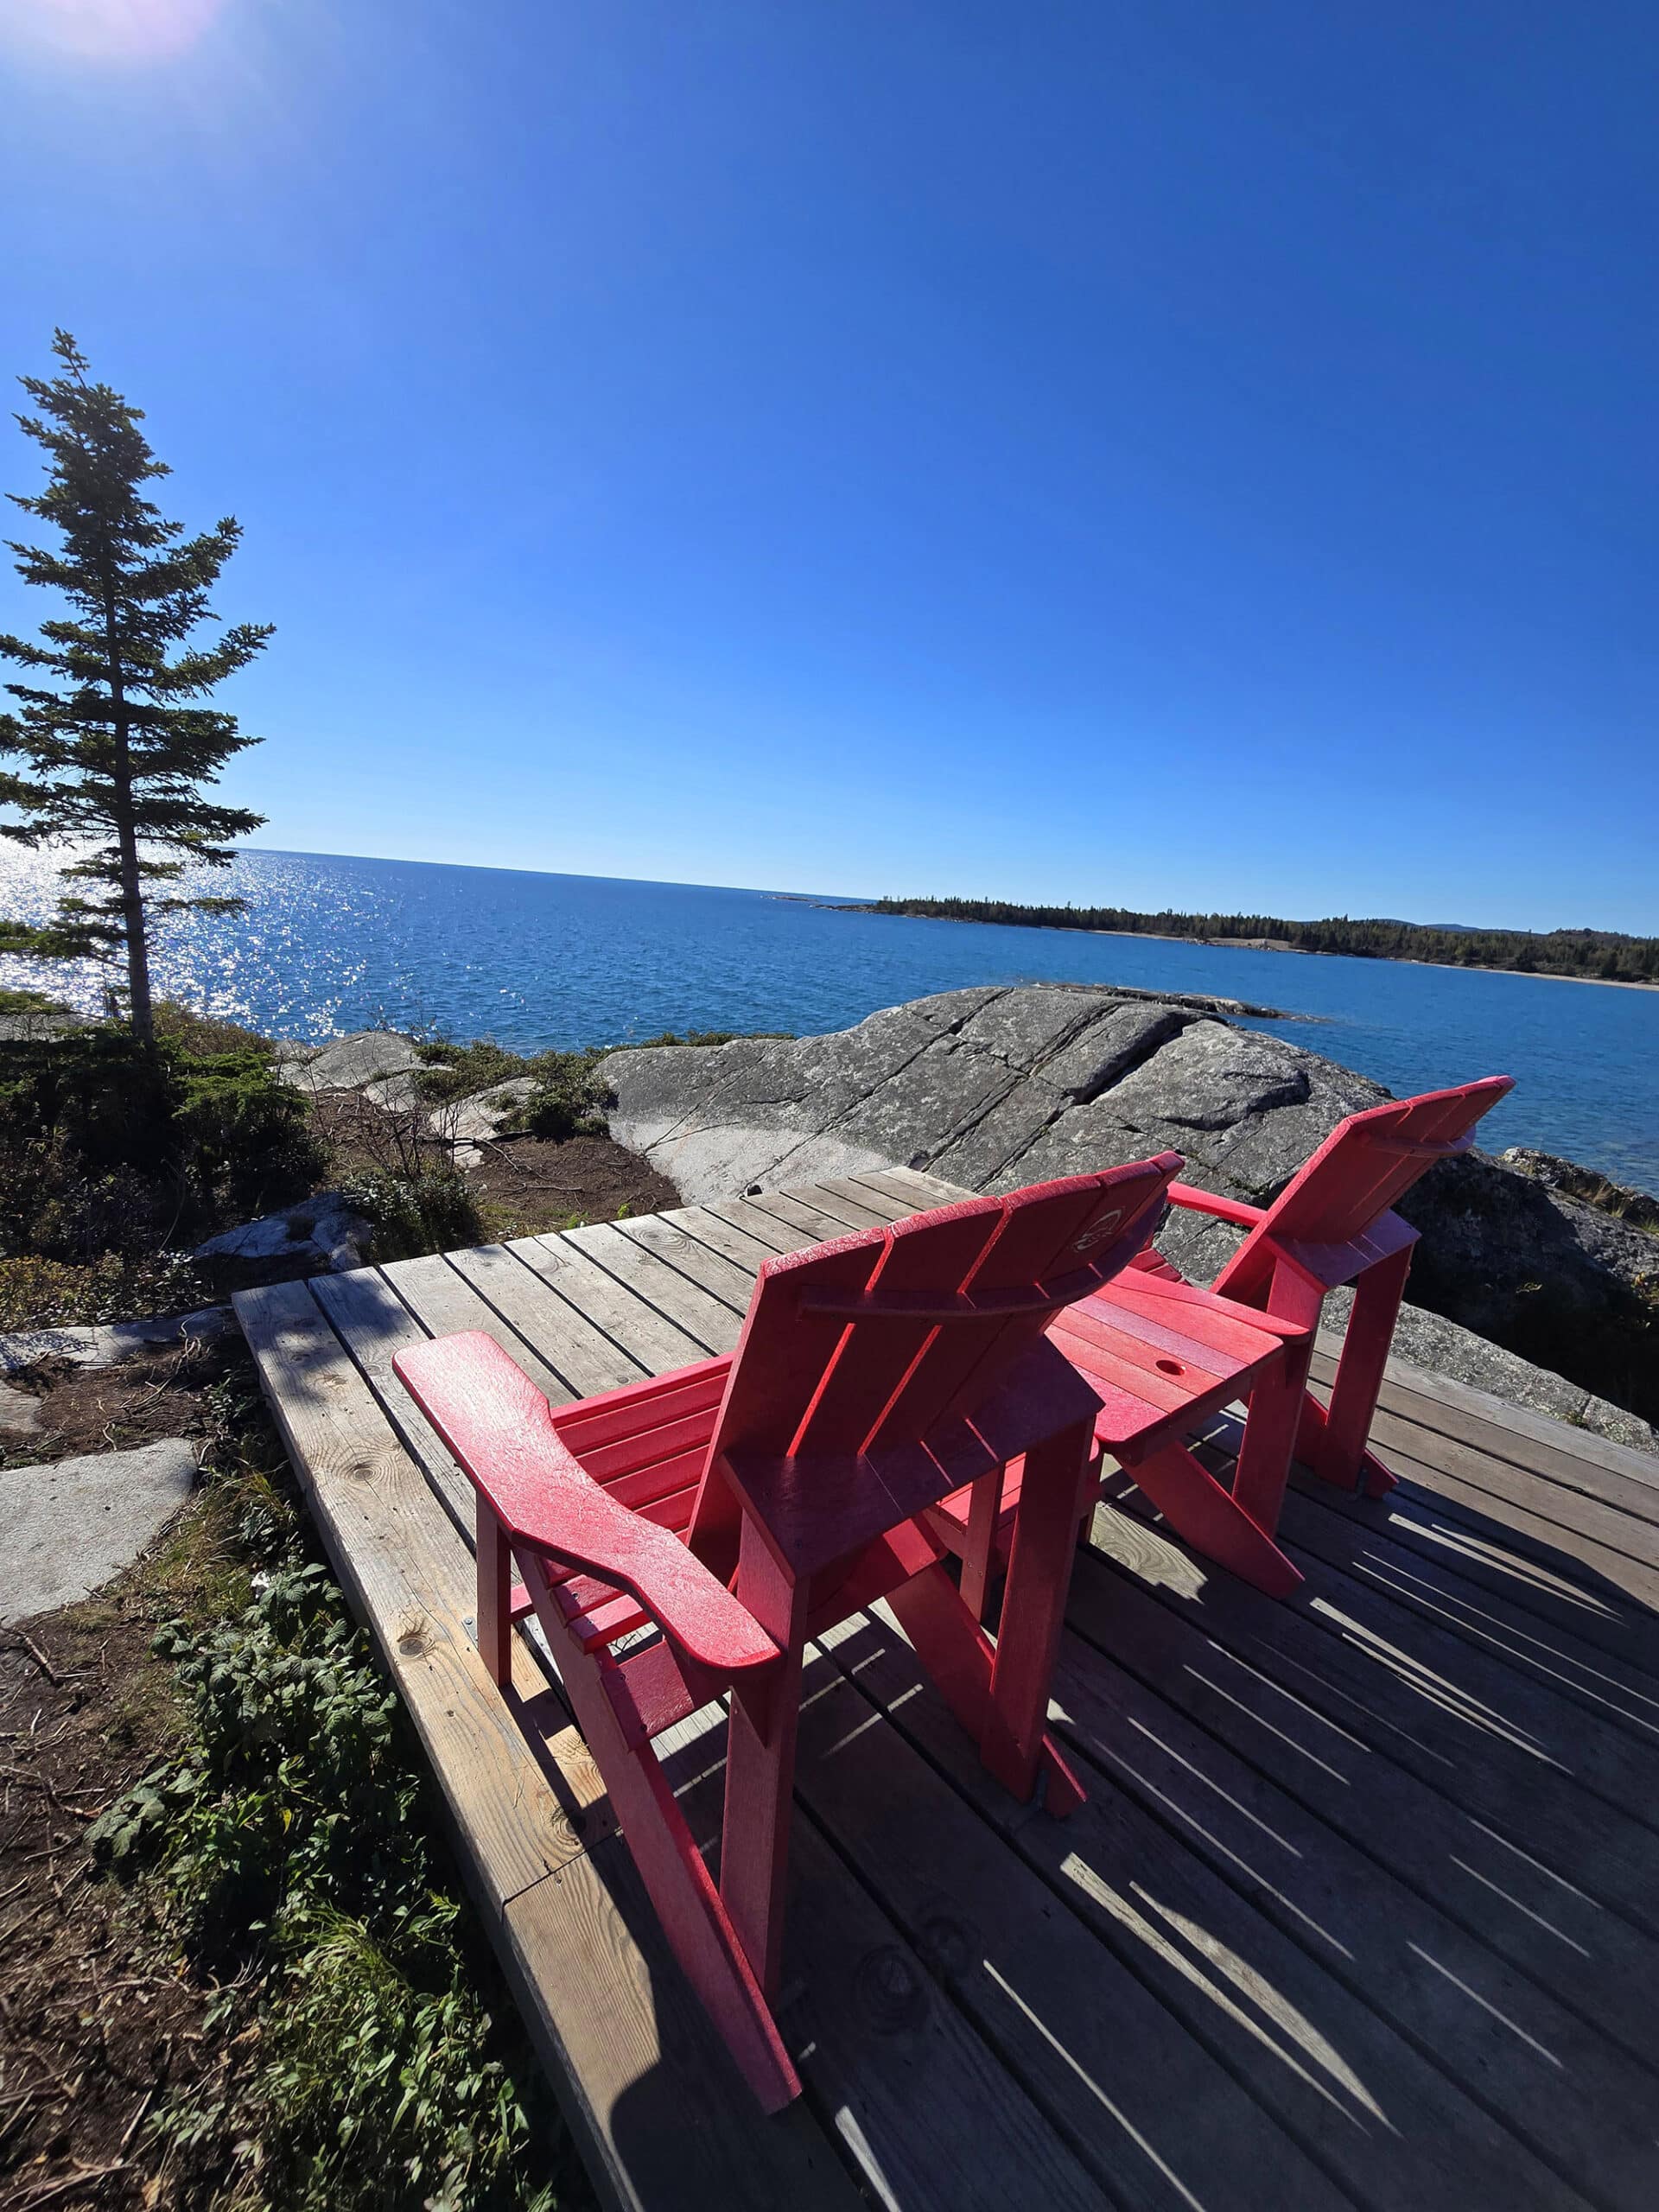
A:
732;1429;1659;2212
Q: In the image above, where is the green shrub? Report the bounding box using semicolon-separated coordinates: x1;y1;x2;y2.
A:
0;1025;326;1261
0;1248;207;1329
336;1167;483;1261
171;1048;327;1217
509;1049;613;1142
91;1558;563;2211
624;1028;792;1048
152;1000;279;1059
411;1038;531;1108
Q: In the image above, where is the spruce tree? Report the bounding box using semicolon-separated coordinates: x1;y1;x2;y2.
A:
0;331;270;1045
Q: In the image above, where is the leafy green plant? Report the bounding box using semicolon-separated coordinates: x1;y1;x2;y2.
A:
335;1166;483;1261
624;1028;792;1048
0;1247;206;1330
411;1037;531;1108
91;1551;570;2211
508;1049;613;1143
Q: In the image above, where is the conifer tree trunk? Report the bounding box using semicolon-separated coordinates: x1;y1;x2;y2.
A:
103;582;155;1046
113;757;154;1046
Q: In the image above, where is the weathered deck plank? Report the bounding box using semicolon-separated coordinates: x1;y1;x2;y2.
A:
825;1611;1643;2212
1071;1514;1659;2059
235;1168;1659;2212
1284;1460;1659;1676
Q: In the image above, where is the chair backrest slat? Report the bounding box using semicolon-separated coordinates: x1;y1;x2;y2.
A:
685;1155;1180;1575
1214;1076;1512;1299
790;1197;1009;1458
873;1160;1175;1445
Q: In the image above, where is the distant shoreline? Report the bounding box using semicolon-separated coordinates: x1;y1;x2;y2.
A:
851;900;1659;995
1073;925;1659;992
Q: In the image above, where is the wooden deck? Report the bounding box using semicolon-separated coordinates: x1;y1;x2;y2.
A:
234;1168;1659;2212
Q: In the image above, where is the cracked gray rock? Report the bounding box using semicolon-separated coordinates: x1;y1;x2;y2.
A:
276;1030;425;1094
363;1064;451;1114
606;985;1376;1214
604;984;1656;1450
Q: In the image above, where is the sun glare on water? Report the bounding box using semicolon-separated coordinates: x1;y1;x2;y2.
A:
10;0;226;61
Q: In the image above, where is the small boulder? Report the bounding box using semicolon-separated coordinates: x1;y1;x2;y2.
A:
364;1065;450;1115
0;1305;235;1381
0;1381;42;1438
427;1076;539;1147
194;1192;372;1276
0;1003;89;1043
278;1031;424;1094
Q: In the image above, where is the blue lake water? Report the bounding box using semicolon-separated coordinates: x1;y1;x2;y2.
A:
3;845;1656;1193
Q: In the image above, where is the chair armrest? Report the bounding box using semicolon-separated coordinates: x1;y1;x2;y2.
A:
394;1332;779;1678
1166;1181;1268;1230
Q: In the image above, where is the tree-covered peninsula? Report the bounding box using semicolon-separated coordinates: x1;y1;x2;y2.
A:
858;899;1659;985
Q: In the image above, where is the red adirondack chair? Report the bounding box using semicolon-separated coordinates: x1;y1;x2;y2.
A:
933;1076;1513;1604
1151;1073;1513;1480
393;1155;1180;2112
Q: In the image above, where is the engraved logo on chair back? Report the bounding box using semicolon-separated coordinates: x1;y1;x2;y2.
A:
1216;1076;1513;1299
685;1157;1179;1576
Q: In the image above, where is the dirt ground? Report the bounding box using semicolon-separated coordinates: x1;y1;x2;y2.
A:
0;1600;207;2211
307;1087;680;1243
0;1340;237;1473
463;1132;682;1240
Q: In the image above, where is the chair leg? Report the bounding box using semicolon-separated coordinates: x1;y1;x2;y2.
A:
1318;1244;1411;1494
886;1562;1086;1816
1230;1338;1313;1546
518;1552;800;2113
981;1420;1096;1805
475;1502;512;1688
1127;1437;1303;1599
958;1466;1006;1623
719;1526;808;2002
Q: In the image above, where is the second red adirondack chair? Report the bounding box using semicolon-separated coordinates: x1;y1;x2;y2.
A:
1145;1074;1514;1492
393;1154;1180;2112
931;1076;1512;1605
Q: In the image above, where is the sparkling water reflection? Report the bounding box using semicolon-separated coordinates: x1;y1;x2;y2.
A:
3;845;1655;1192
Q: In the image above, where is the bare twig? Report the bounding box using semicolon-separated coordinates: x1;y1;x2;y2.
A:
117;2087;155;2152
9;2160;131;2210
9;1633;73;1689
0;1770;100;1820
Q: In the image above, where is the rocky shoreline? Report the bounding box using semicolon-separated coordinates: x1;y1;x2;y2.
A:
602;983;1658;1450
8;988;1652;1453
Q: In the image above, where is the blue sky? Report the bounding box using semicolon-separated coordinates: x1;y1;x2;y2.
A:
2;1;1655;930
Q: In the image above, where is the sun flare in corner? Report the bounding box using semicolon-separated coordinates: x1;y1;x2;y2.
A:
8;0;227;62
